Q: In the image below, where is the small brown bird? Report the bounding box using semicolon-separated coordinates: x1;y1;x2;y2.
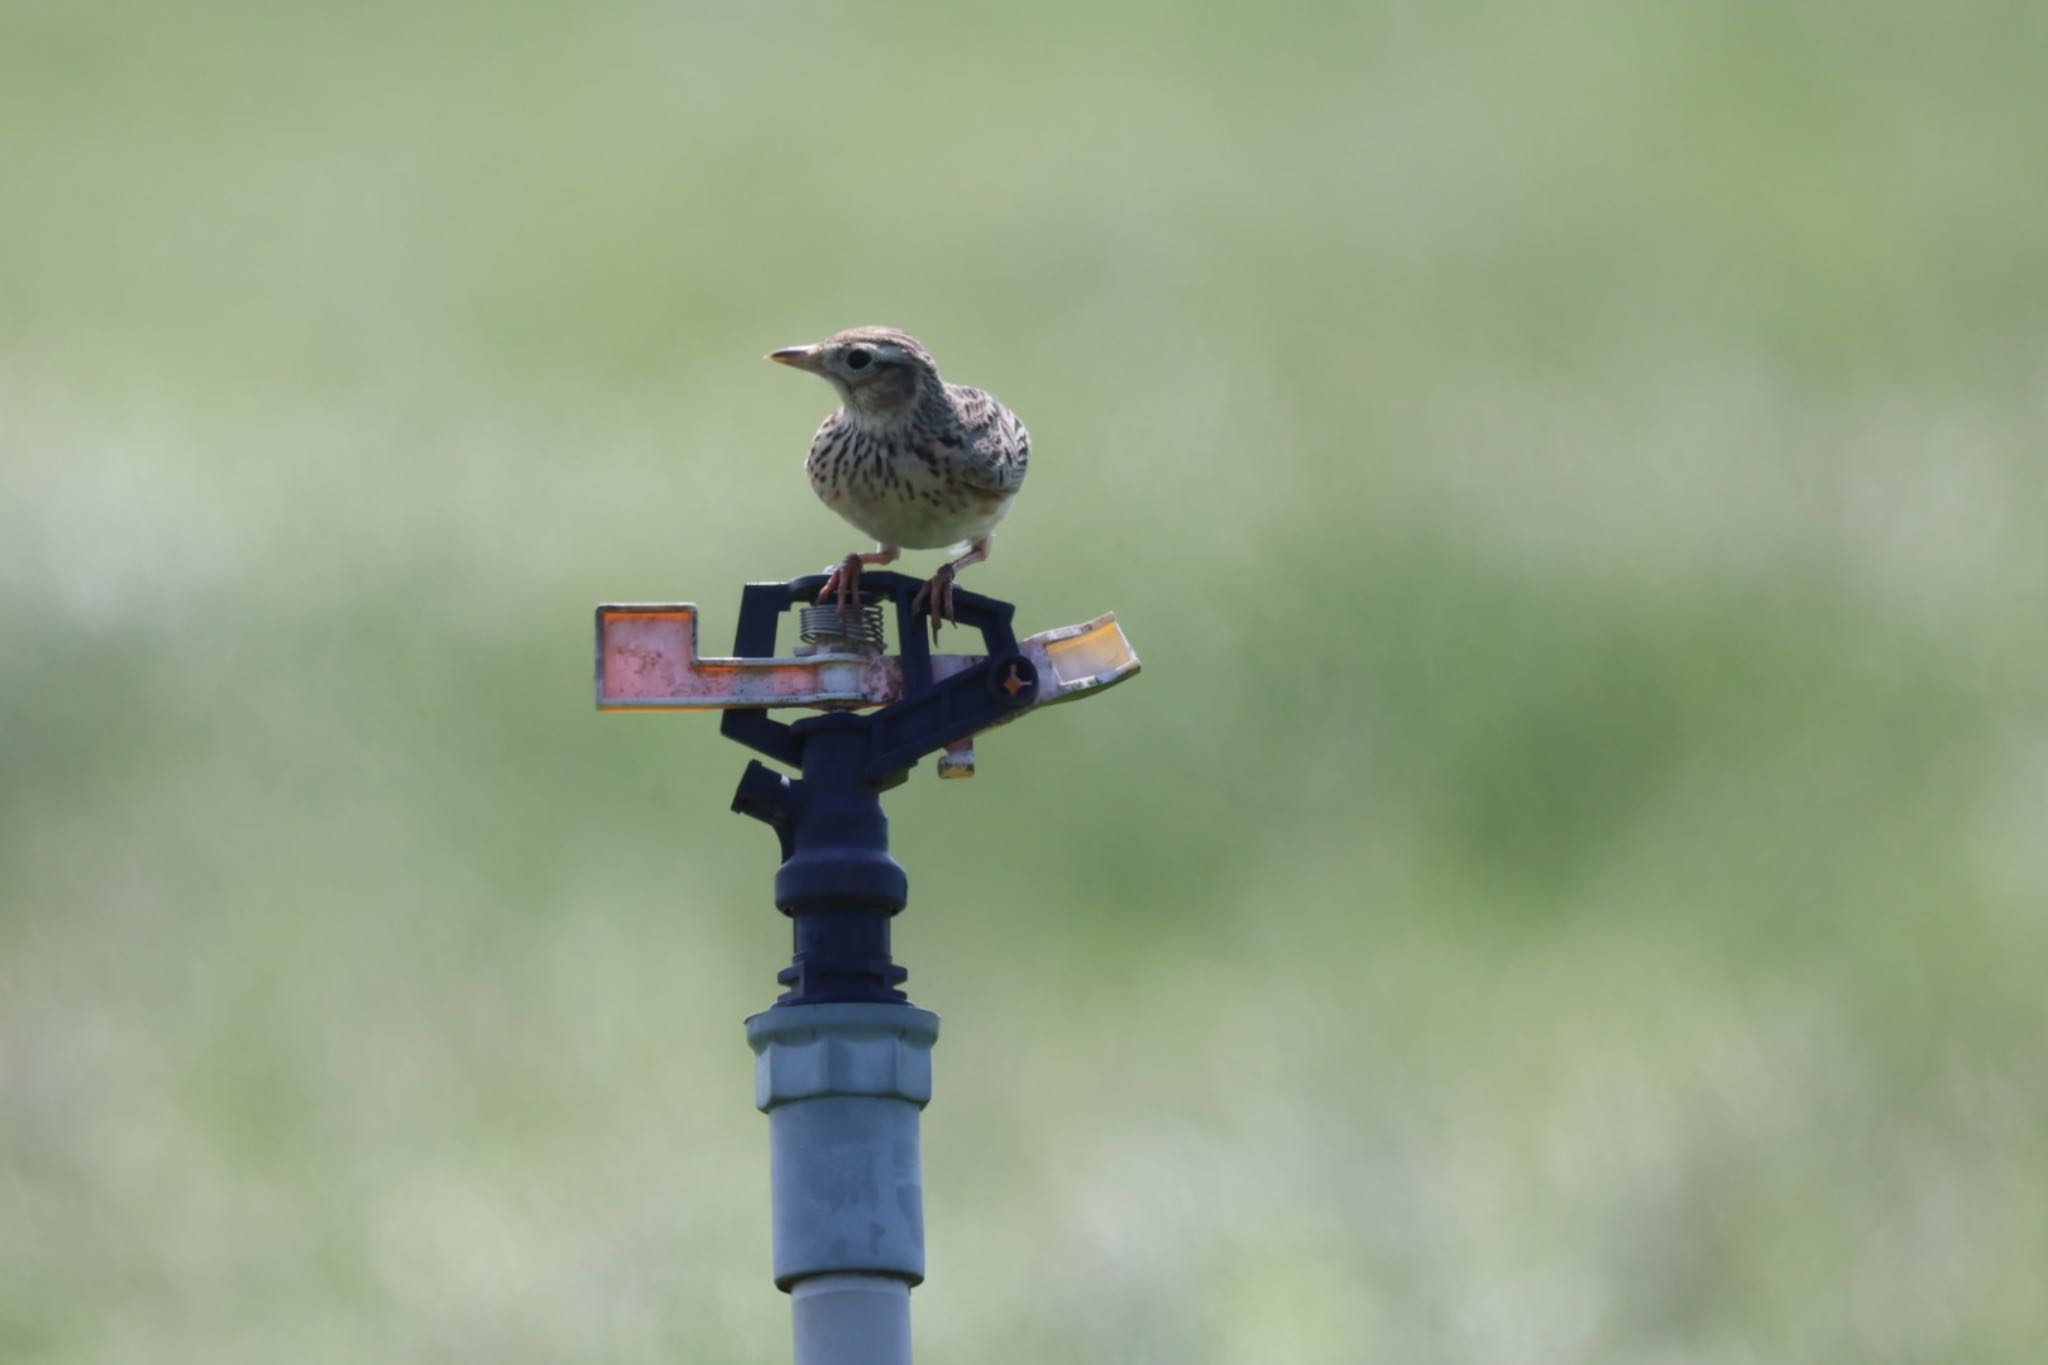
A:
767;327;1029;636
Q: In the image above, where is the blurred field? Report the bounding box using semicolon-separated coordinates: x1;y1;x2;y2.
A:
4;2;2046;1361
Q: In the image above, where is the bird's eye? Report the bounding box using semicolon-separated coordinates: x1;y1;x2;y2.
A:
845;348;871;370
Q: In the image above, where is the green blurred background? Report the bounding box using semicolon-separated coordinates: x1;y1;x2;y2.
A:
4;1;2045;1360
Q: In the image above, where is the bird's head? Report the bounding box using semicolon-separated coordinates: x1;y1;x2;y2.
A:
766;327;941;423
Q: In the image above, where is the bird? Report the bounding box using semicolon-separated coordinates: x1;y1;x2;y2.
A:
766;326;1029;639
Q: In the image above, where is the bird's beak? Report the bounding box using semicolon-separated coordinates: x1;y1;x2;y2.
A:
766;346;819;371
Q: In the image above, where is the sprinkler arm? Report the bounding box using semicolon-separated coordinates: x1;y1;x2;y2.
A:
594;571;1138;783
595;605;1135;713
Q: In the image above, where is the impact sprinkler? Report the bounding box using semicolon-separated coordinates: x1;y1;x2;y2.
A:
595;569;1139;1365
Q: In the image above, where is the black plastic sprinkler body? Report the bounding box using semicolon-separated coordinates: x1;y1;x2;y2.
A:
720;571;1043;1006
731;717;911;1004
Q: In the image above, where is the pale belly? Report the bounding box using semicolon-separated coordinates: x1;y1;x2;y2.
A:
819;481;1014;551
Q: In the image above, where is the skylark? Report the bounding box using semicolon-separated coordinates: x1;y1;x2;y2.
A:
767;327;1030;637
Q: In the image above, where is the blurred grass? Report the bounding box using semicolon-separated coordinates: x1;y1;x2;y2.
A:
3;1;2046;1361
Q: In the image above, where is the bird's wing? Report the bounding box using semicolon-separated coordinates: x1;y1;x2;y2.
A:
946;385;1031;494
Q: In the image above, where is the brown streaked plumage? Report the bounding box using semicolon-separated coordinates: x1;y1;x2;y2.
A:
766;327;1029;637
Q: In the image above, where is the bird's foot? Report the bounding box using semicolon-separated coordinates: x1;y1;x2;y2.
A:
910;563;958;642
817;554;865;612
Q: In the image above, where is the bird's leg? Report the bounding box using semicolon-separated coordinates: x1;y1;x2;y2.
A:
818;544;900;612
909;564;953;642
911;538;990;642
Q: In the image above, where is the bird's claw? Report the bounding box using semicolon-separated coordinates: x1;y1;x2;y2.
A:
818;554;864;613
910;564;957;643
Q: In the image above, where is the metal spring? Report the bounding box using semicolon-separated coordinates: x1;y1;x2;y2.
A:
797;600;888;654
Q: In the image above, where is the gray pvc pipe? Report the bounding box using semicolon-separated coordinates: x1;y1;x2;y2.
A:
749;1003;940;1364
791;1274;912;1365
